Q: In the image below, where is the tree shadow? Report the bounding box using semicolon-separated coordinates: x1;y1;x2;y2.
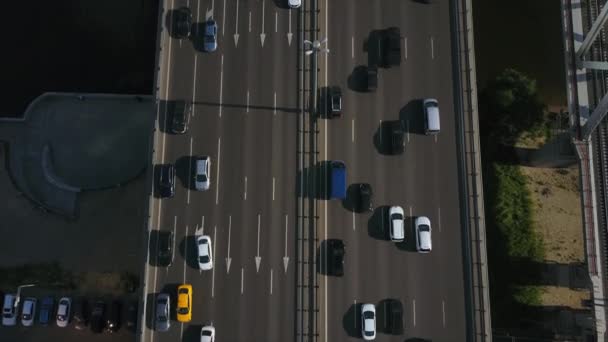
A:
342;302;362;338
368;206;389;240
399;100;425;135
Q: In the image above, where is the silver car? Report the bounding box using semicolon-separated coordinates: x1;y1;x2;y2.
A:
21;297;37;326
2;294;17;326
195;156;211;191
288;0;301;8
197;235;213;270
56;297;71;328
155;293;170;332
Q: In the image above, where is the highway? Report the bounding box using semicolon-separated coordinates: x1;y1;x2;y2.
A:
145;0;300;341
144;0;470;341
317;0;468;341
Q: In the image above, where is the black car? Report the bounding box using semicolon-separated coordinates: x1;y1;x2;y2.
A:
158;164;176;198
355;183;373;213
73;297;88;330
327;239;345;276
90;301;105;334
174;7;192;39
171;101;191;134
105;300;121;333
125;301;138;332
157;231;174;266
319;86;342;118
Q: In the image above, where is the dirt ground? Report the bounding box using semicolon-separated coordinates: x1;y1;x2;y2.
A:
520;165;590;308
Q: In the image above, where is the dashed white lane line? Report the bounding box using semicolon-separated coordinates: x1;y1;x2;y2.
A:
406;120;410;143
246;90;250;113
273;92;277;115
222;0;226;36
172;216;177;265
435;134;438;143
183;225;189;284
438;207;442;232
409;206;413;218
187;137;193;204
404;36;408;60
351;36;354;59
215;137;221;205
413;299;417;327
270;268;274;295
212;225;217;298
240;267;244;294
219;54;224;117
431;36;435;59
192;54;198;117
272;177;276;201
351;119;355;142
248;11;252;32
275;11;278;33
244;176;248;200
353;299;357;328
201;215;205;235
442;300;446;327
352;211;355;231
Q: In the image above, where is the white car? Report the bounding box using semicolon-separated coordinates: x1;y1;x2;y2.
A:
21;297;37;326
388;206;405;242
288;0;301;8
361;304;376;340
415;216;433;253
2;294;17;326
56;297;71;327
201;325;216;342
195;156;211;191
197;235;213;270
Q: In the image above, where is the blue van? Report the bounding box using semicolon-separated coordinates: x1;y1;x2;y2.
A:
330;161;346;199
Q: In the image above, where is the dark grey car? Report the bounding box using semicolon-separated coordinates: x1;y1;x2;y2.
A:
155;293;170;332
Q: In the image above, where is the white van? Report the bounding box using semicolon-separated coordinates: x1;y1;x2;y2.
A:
423;98;440;135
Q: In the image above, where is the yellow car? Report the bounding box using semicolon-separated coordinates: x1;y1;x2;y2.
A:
176;284;192;322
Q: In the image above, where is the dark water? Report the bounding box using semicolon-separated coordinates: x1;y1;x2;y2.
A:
1;0;159;117
472;0;566;107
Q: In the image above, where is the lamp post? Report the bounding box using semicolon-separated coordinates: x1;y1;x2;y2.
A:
303;37;329;116
15;283;36;310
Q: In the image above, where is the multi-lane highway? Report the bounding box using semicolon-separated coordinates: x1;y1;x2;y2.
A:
145;0;300;341
317;0;467;341
144;0;470;341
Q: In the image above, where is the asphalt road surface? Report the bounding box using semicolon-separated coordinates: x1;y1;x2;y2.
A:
145;0;300;341
316;0;468;341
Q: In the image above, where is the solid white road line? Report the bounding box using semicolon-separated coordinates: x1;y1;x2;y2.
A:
219;54;224;117
274;92;277;115
431;36;435;59
226;215;232;273
438;207;442;232
270;268;274;294
272;177;276;201
249;11;252;33
351;36;354;59
404;37;408;60
352;119;355;142
183;225;189;284
246;90;250;113
222;0;226;36
413;299;417;327
216;137;221;205
244;176;248;200
275;11;278;33
241;267;244;294
212;226;217;297
442;300;446;327
201;215;205;235
192;55;198;117
187;137;193;204
352;211;355;231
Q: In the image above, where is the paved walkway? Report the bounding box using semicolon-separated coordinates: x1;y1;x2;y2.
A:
0;92;154;218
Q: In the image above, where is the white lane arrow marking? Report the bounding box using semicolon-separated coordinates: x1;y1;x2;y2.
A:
287;10;293;46
225;215;232;274
260;0;266;47
255;213;261;272
283;214;289;273
233;0;240;46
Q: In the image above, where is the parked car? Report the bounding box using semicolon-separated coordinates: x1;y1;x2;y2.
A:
203;20;218;52
105;300;121;333
388;206;405;242
174;7;193;39
21;297;37;326
361;303;377;340
195;156;211;191
73;297;88;330
326;239;345;276
90;300;105;333
155;293;170;332
2;294;17;326
38;296;54;326
201;325;216;342
197;235;213;270
158;230;174;267
158;164;176;198
56;297;71;328
176;284;192;323
126;301;138;332
415;216;433;253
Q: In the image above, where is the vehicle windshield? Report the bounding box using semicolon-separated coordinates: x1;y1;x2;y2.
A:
199;255;210;263
391;213;403;220
365;330;374;336
419;224;430;232
23;314;31;320
196;174;207;182
363;311;374;319
157;313;167;322
178;307;189;314
58;315;66;321
202;331;212;336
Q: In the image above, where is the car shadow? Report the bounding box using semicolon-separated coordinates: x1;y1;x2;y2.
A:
164;8;191;40
342;303;362;338
378;298;404;335
395;216;417;252
175;156;195;190
272;0;291;9
373;121;403;155
399;100;425;135
160;284;180;322
347;65;374;93
368;206;389;240
148;230;159;267
179;235;199;269
296;161;332;199
145;293;156;330
182;324;201;342
343;183;374;213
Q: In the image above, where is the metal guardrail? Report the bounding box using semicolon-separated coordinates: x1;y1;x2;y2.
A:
450;0;493;340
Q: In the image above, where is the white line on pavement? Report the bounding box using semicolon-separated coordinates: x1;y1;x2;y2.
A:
183;225;189;284
234;0;240;46
351;36;354;59
248;11;252;32
212;226;217;297
222;0;226;36
404;37;408;60
272;177;276;201
255;213;261;272
226;215;232;274
352;211;355;231
438;207;442;232
431;36;435;59
442;300;446;327
181;323;184;339
260;0;266;47
192;55;198;117
413;299;417;327
244;176;248;200
270;268;274;294
201;215;205;235
187;137;193;204
274;92;277;115
246;90;250;113
352;119;355;142
353;300;357;328
284;214;289;273
216;137;221;205
406;120;410;143
287;10;293;46
435;134;438;143
275;11;278;33
172;216;177;264
219;54;224;117
241;267;244;294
